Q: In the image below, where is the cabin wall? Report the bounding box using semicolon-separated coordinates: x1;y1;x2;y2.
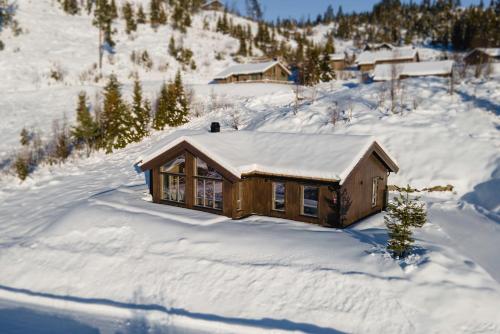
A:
340;152;388;227
331;60;346;71
232;176;338;227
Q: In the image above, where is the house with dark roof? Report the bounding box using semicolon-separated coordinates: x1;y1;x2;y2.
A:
212;61;291;84
137;130;399;227
464;48;500;65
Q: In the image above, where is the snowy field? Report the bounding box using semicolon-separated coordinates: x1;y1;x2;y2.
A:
1;0;500;333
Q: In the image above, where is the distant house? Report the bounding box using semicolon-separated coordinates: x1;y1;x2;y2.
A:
356;49;420;72
201;0;224;11
213;61;291;84
137;130;399;228
464;48;500;65
329;53;346;71
363;43;395;51
372;60;454;81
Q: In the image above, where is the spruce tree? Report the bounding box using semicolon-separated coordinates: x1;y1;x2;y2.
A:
319;50;334;82
153;82;172;130
72;92;99;156
171;70;189;126
130;78;150;141
101;75;131;152
122;2;137;34
109;0;118;20
385;185;427;258
136;4;146;24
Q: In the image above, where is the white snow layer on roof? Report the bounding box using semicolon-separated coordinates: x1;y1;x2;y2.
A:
478;48;500;57
356;48;418;65
213;61;289;79
373;60;454;81
137;130;393;183
330;53;346;61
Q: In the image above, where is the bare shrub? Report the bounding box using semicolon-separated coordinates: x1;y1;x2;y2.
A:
49;62;66;82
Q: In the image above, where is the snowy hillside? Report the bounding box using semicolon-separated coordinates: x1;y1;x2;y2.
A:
0;1;500;333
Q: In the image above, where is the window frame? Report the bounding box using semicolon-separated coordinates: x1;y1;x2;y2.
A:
237;182;243;211
300;185;319;218
160;154;186;204
272;182;286;212
194;157;223;211
371;177;379;208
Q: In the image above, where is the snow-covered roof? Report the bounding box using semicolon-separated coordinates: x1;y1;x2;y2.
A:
137;130;398;184
201;0;224;8
466;48;500;58
330;53;346;61
214;61;291;80
356;49;418;65
373;60;454;81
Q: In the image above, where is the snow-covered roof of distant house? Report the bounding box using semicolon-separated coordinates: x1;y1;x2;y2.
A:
466;48;500;58
137;130;399;184
214;61;291;80
201;0;224;8
364;43;394;50
373;60;454;81
330;53;346;61
356;48;418;65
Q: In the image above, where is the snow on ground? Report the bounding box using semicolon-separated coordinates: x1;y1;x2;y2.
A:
0;1;500;332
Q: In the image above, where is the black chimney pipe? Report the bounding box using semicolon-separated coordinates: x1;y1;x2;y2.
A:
210;122;220;133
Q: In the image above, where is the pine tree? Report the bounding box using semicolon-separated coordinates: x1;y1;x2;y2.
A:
324;34;335;54
72;92;99;156
171;70;189;126
319;50;335;82
93;0;115;70
62;0;79;15
130;78;150;141
122;2;137;34
153;82;172;130
109;0;118;19
101;74;131;152
385;185;427;258
20;127;30;146
237;36;247;56
136;4;146;24
168;36;177;57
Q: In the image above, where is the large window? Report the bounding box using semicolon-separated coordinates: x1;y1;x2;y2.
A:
195;158;223;210
160;155;185;203
301;185;319;217
372;177;379;207
272;182;285;211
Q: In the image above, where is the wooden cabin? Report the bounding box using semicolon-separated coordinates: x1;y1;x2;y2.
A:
201;0;224;11
213;61;291;84
356;49;419;72
137;130;399;228
329;53;346;71
464;48;500;65
363;43;394;52
372;60;454;81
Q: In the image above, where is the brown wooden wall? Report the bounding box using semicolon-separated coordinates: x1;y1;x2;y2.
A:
214;64;289;84
331;60;346;71
340;152;389;227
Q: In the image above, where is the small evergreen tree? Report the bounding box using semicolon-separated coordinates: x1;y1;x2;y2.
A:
385;185;427;258
319;50;335;82
72;92;99;156
20;127;31;146
153;81;173;130
130;77;150;141
136;4;146;24
14;153;29;181
109;0;118;19
101;74;131;152
171;70;189;126
122;1;137;34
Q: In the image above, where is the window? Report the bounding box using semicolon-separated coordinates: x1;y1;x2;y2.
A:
372;177;379;207
237;182;243;211
160;155;185;203
301;185;319;217
272;182;285;211
195;158;223;210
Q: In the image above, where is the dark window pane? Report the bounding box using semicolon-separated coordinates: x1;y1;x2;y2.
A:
160;155;185;174
273;182;285;211
303;186;319;217
196;158;222;179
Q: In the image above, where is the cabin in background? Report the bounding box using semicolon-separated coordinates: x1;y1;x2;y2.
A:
201;0;224;11
137;130;399;228
372;60;454;81
329;53;346;71
464;48;500;65
356;49;420;72
363;43;394;51
212;61;291;84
